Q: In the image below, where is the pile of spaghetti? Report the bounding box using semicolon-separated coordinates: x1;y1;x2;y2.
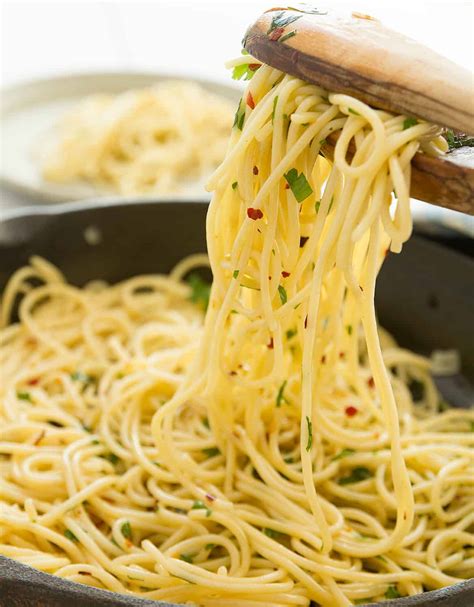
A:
42;81;235;196
1;56;473;607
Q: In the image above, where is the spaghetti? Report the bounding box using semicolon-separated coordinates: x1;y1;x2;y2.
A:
42;81;235;196
1;59;473;606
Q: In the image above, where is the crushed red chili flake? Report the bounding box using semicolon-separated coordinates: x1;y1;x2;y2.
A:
205;493;216;502
247;207;263;220
300;236;309;247
253;165;259;175
345;406;358;417
247;92;255;109
230;370;237;376
269;27;285;41
267;337;274;349
33;430;46;446
339;352;345;359
27;378;39;385
304;316;308;329
285;183;290;189
281;271;290;278
248;63;261;72
321;355;326;364
367;377;375;388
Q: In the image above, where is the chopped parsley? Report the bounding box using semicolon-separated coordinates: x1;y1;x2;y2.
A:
279;30;297;43
263;527;283;539
286;328;297;340
191;500;212;517
205;543;216;550
64;529;79;542
232;63;258;81
202;447;220;458
284;168;313;202
101;452;120;465
70;371;92;383
233;100;246;130
267;11;302;34
180;553;194;563
385;585;402;599
305;416;313;452
444;129;474;151
278;285;288;305
348;108;360;115
338;466;372;485
332;448;355;461
232;181;238;190
403;117;418;130
346;325;353;336
187;273;211;311
276;380;288;407
272;96;279;123
17;391;32;401
233;270;240;279
121;521;132;540
315;200;321;213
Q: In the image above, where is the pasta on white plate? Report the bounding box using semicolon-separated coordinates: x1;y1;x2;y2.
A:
1;56;473;607
41;81;235;196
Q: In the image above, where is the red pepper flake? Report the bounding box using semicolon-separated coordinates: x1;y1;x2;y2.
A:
253;165;259;175
205;493;216;502
285;183;290;189
269;27;285;41
339;352;345;359
28;378;39;385
247;91;255;110
345;406;358;417
299;236;309;247
230;370;237;376
267;337;274;349
247;207;263;220
248;63;260;72
321;355;326;364
367;377;375;388
304;316;308;329
281;271;290;278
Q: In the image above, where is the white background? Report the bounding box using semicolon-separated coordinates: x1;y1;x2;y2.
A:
2;1;473;87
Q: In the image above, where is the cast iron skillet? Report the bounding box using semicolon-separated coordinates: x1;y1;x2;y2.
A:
0;199;473;607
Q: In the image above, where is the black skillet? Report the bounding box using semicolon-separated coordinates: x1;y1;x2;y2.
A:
0;199;473;607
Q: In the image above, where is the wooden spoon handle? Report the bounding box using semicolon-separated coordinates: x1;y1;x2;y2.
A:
244;8;474;133
321;136;474;215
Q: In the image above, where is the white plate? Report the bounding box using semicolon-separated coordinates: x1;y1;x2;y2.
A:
0;72;241;204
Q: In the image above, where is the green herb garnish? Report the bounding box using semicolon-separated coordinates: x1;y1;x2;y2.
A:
338;467;372;485
232;181;238;190
233;100;245;130
263;527;282;539
102;452;120;465
315;200;321;213
286;328;297;340
231;63;258;81
348;108;359;115
233;270;240;279
205;543;216;550
276;380;288;408
332;448;355;461
121;521;132;540
385;585;402;599
17;391;32;401
64;529;79;542
279;30;297;43
305;416;313;452
444;129;474;150
278;285;288;305
70;371;92;383
284;168;313;202
191;500;212;517
180;553;194;563
267;11;301;34
272;96;279;123
202;447;220;458
346;325;353;336
403;117;418;130
187;273;211;311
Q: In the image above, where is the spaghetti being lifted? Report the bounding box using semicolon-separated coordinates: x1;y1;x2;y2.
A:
1;52;473;607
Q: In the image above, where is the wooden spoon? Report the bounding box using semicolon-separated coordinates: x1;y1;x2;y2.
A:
243;7;474;215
